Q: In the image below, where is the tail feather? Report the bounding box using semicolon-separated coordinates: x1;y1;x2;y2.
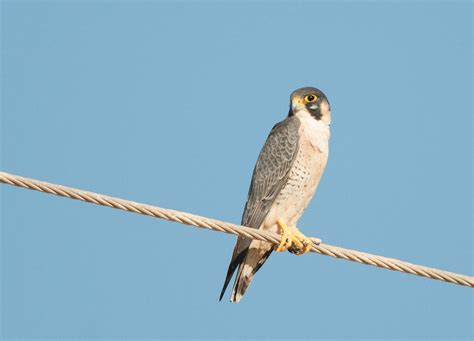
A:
229;243;273;303
230;263;252;303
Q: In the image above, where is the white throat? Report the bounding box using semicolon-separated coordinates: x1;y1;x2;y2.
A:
295;110;330;153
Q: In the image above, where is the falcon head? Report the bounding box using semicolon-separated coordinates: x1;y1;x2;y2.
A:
289;87;331;125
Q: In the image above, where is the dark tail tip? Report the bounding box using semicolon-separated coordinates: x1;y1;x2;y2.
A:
218;287;226;301
219;266;236;302
219;250;247;302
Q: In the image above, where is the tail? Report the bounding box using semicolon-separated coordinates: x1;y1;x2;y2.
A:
219;238;248;302
221;239;273;303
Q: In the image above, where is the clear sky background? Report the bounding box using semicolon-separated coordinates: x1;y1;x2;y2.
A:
1;1;472;340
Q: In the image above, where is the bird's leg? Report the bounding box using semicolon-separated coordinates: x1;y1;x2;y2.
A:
275;218;292;252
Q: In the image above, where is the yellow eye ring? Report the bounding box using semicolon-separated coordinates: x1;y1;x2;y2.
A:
304;94;317;103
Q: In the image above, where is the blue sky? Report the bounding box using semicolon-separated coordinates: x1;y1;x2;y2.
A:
1;1;472;339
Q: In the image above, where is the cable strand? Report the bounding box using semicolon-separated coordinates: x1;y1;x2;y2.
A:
1;171;472;288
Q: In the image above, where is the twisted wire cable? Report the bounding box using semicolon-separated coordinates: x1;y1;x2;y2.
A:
1;171;472;288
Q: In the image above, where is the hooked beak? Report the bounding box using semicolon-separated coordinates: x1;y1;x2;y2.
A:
291;97;305;112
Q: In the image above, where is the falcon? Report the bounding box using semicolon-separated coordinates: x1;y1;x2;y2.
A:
219;87;331;303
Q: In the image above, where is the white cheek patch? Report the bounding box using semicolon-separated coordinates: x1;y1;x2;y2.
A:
320;101;330;116
320;100;331;125
309;104;318;110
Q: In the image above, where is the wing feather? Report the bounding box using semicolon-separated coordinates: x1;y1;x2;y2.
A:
242;116;300;228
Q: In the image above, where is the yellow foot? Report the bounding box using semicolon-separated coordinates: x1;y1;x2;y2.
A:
288;228;313;255
274;218;319;255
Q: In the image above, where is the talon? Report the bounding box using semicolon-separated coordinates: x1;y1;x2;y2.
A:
292;228;313;255
289;227;317;255
302;240;312;254
291;235;304;249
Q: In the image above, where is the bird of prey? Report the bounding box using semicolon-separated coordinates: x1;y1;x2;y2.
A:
219;87;331;303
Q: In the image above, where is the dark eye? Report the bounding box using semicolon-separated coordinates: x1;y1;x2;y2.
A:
305;94;317;103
